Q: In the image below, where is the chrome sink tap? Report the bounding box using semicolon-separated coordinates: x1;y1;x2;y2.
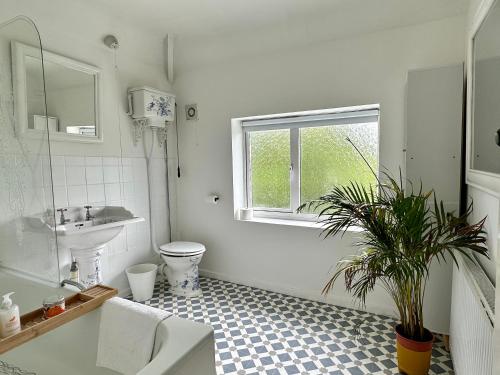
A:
84;205;94;221
56;208;70;225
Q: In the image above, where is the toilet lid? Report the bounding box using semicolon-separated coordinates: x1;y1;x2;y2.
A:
160;241;205;256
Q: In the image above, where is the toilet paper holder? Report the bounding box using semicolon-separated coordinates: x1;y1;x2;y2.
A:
206;194;220;204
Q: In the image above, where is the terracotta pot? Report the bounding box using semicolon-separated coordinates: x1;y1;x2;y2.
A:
395;324;434;375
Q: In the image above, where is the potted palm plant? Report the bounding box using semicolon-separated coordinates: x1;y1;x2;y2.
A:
299;151;488;375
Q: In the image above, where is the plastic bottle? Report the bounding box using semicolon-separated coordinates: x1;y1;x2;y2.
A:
70;259;79;283
0;292;21;338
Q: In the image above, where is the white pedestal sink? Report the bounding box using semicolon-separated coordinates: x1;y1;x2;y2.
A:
25;206;144;287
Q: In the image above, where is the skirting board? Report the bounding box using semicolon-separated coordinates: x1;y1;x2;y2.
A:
199;268;397;320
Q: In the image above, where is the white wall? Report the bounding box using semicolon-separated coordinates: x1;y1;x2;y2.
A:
172;16;466;329
1;0;177;292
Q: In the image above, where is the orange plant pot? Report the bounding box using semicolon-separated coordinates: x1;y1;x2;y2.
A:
395;324;434;375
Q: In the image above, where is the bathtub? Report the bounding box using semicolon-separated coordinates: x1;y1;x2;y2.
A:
0;272;216;375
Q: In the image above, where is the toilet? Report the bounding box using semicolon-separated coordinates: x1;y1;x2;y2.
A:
159;241;206;297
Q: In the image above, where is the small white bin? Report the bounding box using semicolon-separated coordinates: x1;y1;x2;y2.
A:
126;263;158;302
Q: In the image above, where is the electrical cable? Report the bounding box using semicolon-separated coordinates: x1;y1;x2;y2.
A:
174;103;181;177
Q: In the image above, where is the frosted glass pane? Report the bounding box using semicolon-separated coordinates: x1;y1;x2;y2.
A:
300;123;378;211
0;19;60;284
249;129;290;209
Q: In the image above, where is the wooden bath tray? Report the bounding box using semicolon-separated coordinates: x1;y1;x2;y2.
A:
0;284;117;354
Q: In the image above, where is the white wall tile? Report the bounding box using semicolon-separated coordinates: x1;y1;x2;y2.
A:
103;157;120;166
67;185;87;206
136;221;150;248
66;166;86;186
27;156;44;187
18;149;162;291
121;182;135;199
42;188;52;209
120;166;133;182
50;156;65;166
85;166;104;184
87;184;105;203
134;179;149;201
103;166;120;183
65;156;85;166
133;158;148;184
42;167;51;188
51;164;66;186
121;157;133;166
105;183;121;202
22;188;45;215
52;186;68;208
85;156;102;166
122;198;137;214
40;156;51;187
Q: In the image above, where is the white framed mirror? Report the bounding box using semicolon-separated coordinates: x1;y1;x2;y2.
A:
467;0;500;196
11;41;102;143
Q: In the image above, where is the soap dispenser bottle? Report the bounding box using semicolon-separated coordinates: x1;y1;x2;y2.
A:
0;292;21;338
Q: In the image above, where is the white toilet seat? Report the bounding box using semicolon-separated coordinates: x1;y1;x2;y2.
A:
161;250;204;257
159;241;206;257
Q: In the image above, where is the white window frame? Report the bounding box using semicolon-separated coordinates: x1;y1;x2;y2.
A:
231;104;380;225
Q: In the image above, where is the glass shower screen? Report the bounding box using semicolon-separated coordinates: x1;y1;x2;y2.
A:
0;16;60;284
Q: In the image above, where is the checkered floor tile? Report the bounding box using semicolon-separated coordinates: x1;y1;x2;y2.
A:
140;277;453;375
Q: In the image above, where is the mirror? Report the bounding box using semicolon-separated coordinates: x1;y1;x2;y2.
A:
472;0;500;175
12;42;102;142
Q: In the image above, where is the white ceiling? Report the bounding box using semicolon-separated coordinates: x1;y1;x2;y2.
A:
84;0;470;41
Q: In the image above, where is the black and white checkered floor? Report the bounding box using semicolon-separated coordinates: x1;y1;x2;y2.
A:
141;277;453;375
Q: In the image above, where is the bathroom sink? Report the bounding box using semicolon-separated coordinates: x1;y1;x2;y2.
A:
56;215;143;250
24;206;144;287
26;206;144;250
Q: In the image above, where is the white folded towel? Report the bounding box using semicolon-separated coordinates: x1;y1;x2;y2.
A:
96;297;171;375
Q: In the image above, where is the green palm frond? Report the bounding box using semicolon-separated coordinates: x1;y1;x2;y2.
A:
299;168;488;341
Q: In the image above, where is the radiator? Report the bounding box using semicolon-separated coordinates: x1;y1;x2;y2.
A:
450;255;495;375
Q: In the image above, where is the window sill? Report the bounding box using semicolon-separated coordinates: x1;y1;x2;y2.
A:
236;216;364;232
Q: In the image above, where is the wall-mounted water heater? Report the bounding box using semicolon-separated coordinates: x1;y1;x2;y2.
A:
127;86;175;146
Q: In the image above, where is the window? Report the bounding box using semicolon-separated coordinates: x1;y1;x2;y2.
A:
231;105;379;223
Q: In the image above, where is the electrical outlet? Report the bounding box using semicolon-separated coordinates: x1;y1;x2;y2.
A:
185;104;198;120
